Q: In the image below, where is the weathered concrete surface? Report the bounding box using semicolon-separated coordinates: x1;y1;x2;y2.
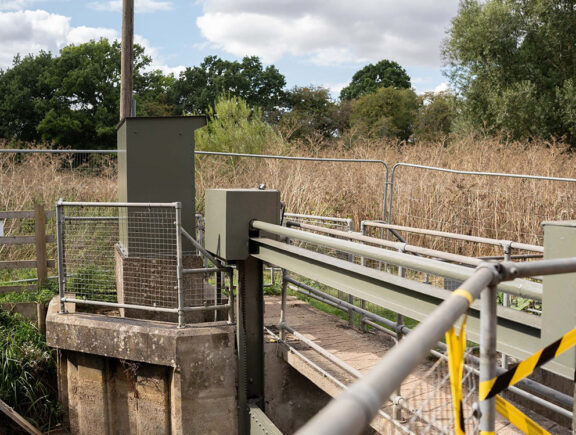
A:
47;297;237;434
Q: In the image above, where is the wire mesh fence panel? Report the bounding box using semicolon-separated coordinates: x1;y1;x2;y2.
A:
401;347;480;434
60;203;182;309
389;165;576;255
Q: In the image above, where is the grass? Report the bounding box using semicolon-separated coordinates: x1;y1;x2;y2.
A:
0;309;61;432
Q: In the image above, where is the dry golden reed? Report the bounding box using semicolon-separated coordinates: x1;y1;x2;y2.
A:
2;135;576;257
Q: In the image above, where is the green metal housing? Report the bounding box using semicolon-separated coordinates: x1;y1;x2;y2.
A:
117;116;206;243
205;189;281;260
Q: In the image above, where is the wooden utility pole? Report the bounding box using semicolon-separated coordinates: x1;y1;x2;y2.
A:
120;0;134;121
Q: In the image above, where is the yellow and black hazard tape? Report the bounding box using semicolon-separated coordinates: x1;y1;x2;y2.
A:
480;327;576;401
446;287;473;435
446;318;467;434
495;395;551;434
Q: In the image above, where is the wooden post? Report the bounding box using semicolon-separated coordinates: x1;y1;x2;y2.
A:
34;203;47;289
120;0;134;121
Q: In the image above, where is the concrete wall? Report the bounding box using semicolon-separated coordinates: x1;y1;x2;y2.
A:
47;298;237;434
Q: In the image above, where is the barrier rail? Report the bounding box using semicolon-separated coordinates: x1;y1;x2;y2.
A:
296;258;576;435
249;219;576;433
56;201;231;327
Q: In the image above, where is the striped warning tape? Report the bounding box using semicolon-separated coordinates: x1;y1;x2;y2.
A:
446;318;467;435
480;327;576;401
495;395;551;434
445;288;473;434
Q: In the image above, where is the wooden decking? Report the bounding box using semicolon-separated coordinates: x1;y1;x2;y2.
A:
264;295;569;434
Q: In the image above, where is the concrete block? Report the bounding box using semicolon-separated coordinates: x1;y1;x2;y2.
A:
46;297;238;434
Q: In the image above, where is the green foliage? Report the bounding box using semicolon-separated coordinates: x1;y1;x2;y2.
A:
0;52;54;143
195;95;277;154
340;59;411;100
0;284;58;306
349;87;419;140
444;0;576;144
280;86;338;139
0;310;60;432
0;39;172;148
415;92;456;141
174;56;286;117
67;264;116;302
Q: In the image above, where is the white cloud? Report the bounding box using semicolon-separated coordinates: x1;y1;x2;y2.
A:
0;8;183;79
87;0;173;13
66;26;118;45
434;82;450;93
0;10;70;67
0;0;47;11
321;81;349;99
196;0;459;67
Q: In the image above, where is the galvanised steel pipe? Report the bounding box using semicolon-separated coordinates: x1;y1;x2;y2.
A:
364;221;544;253
0;149;117;153
288;221;484;267
284;213;352;224
290;279;575;411
291;277;575;410
296;265;499;435
387;163;576;228
499;258;576;280
252;221;542;299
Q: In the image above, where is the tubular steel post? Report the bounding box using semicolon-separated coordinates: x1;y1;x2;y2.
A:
347;219;355;327
480;284;497;434
501;242;512;369
393;245;406;421
280;269;288;341
56;200;66;313
360;222;367;332
175;203;185;328
227;269;235;324
296;266;499;435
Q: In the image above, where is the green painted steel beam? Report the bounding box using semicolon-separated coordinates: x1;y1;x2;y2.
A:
252;237;542;362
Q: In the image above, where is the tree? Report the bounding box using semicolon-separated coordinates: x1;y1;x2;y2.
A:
349;87;419;140
279;86;337;139
0;52;54;143
414;92;456;141
173;56;286;117
195;95;277;155
0;39;171;148
443;0;576;143
340;60;411;100
37;39;155;148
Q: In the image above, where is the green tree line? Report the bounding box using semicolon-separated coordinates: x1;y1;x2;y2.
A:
2;0;576;150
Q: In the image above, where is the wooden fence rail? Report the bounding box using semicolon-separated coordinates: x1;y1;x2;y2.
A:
0;203;55;292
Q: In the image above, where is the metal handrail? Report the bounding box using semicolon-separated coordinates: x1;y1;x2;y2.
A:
287;220;485;267
363;221;543;253
251;220;542;299
387;162;576;227
296;258;576;435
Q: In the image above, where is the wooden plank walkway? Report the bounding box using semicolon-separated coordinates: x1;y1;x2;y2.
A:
264;295;569;434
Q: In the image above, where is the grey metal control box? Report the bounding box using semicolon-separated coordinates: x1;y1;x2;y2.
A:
205;189;281;260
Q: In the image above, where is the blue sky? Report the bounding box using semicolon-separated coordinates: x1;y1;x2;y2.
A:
0;0;460;97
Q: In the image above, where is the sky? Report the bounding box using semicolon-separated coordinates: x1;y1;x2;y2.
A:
0;0;460;97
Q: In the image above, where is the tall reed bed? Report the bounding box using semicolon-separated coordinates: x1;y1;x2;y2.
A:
2;136;576;256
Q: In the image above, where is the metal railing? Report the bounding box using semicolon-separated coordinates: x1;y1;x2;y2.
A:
296;258;576;435
56;201;232;327
387;163;576;247
249;220;576;434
